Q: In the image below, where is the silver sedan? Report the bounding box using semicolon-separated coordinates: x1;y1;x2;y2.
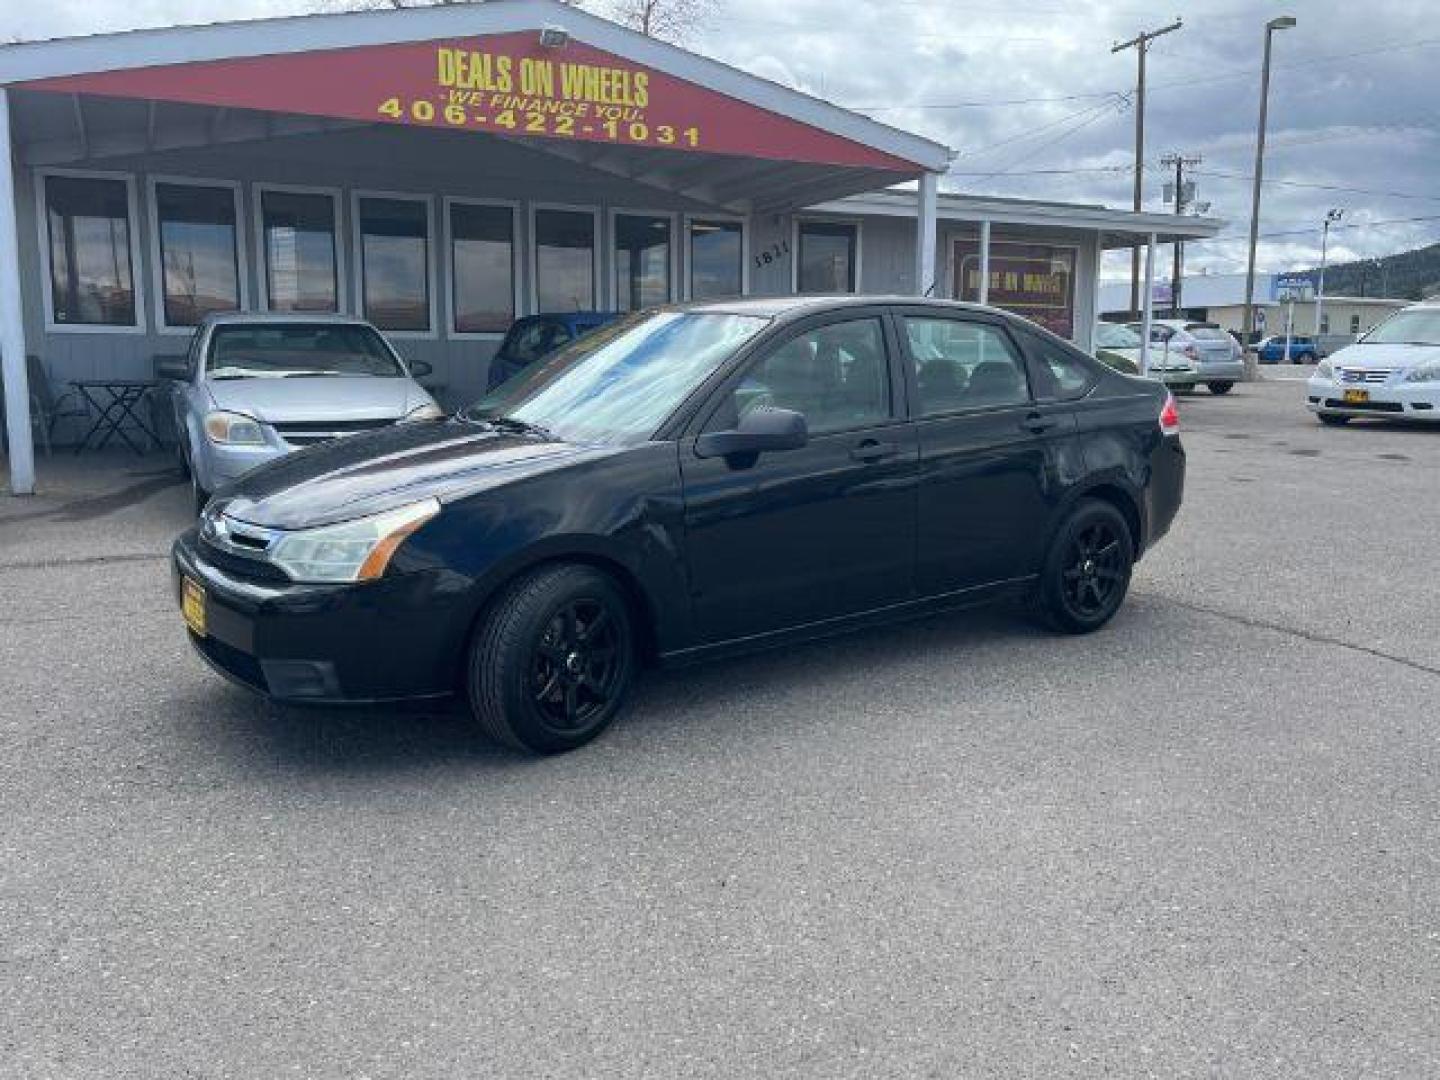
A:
161;313;442;511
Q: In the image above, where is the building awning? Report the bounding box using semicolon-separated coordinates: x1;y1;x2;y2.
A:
0;0;952;213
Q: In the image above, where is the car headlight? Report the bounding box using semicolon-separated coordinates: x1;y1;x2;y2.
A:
268;498;441;583
1316;359;1334;380
1404;359;1440;383
204;410;266;445
400;402;445;422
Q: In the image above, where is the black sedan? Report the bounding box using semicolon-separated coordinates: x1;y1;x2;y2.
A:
173;297;1185;753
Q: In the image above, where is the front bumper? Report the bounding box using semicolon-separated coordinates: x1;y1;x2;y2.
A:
1306;378;1440;420
171;529;471;704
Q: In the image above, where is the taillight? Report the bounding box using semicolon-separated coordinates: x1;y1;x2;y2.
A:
1159;393;1180;436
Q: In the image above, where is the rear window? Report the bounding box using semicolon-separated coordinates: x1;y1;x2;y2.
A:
1185;324;1232;342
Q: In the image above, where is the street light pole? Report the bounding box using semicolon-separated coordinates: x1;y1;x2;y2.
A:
1314;207;1343;338
1241;14;1296;378
1114;18;1182;318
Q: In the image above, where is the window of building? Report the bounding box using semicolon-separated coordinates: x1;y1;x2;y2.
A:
711;318;890;435
904;317;1030;415
153;181;241;328
42;173;138;327
356;195;432;332
260;188;340;313
449;201;515;335
534;207;596;312
796;221;858;294
1350;314;1361;335
688;218;744;299
613;213;672;311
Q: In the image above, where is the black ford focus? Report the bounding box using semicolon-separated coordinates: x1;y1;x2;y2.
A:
173;297;1184;753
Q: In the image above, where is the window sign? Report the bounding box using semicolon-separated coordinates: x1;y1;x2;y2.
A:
953;239;1077;339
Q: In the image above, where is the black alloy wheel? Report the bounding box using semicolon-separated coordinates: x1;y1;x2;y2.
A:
468;564;636;753
1037;500;1135;634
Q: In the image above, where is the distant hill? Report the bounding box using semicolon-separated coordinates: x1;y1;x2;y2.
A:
1304;241;1440;300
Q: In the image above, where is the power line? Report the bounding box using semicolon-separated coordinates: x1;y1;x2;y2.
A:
1191;169;1440;204
961;99;1124;183
1194;213;1440;245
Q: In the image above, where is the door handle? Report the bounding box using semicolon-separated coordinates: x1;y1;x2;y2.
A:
1021;412;1059;435
849;439;900;463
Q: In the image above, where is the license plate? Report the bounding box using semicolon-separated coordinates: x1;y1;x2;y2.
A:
1343;388;1370;404
181;576;207;637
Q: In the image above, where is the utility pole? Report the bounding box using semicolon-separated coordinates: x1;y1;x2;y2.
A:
1114;18;1182;318
1315;207;1343;337
1241;15;1297;377
1161;152;1202;316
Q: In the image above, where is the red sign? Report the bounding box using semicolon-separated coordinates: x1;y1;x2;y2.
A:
20;34;919;171
953;239;1078;339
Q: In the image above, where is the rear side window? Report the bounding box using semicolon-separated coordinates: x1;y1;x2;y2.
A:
1185;324;1231;342
903;317;1030;415
1023;331;1098;400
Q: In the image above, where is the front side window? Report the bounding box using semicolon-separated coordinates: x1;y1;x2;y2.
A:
904;317;1029;414
44;175;136;326
470;311;768;445
535;208;596;312
261;190;339;313
689;219;743;299
712;318;890;435
450;202;514;334
155;183;240;327
358;197;430;332
797;221;858;294
614;214;671;311
206;323;403;379
502;319;567;365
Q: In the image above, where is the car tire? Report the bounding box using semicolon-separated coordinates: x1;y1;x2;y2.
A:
467;564;637;754
1207;381;1234;394
1035;499;1135;635
1318;412;1350;426
1298;352;1317;365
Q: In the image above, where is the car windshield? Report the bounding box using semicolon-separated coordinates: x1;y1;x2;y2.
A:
464;310;769;445
1360;308;1440;346
206;324;405;379
1095;322;1142;349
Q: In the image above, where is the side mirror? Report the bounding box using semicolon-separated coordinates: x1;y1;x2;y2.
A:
155;356;192;382
409;360;434;379
695;406;808;460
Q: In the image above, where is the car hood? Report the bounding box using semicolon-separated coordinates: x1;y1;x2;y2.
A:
1326;342;1440;369
218;419;608;530
205;375;431;422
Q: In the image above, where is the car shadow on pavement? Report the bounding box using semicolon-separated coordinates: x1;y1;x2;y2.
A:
200;601;1053;779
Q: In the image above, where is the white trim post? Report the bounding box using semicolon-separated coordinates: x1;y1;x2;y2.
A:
915;171;938;296
1139;231;1157;376
0;89;35;496
977;219;991;305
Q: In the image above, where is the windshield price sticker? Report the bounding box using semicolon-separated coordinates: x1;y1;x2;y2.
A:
377;48;701;150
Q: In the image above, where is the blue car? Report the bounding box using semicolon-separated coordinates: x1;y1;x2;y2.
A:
1256;334;1319;364
486;312;623;389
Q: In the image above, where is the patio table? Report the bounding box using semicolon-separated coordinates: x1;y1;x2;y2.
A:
70;379;161;454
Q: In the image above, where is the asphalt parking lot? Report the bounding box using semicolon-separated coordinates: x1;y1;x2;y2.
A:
2;372;1437;1078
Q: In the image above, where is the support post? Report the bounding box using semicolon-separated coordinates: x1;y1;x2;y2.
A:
1139;233;1157;376
915;171;938;297
977;219;991;305
0;89;35;497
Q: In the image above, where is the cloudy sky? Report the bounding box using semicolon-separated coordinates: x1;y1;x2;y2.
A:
12;0;1439;280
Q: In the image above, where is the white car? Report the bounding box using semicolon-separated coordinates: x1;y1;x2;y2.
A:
1126;319;1243;393
1308;301;1440;425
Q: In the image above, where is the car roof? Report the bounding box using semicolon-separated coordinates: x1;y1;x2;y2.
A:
671;295;1024;322
202;311;377;328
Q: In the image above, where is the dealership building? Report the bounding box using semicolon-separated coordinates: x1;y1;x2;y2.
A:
0;0;1220;495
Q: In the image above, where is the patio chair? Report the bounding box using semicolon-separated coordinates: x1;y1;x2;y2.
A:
0;355;88;456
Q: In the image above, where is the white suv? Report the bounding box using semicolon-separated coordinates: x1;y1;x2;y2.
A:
1308;301;1440;425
